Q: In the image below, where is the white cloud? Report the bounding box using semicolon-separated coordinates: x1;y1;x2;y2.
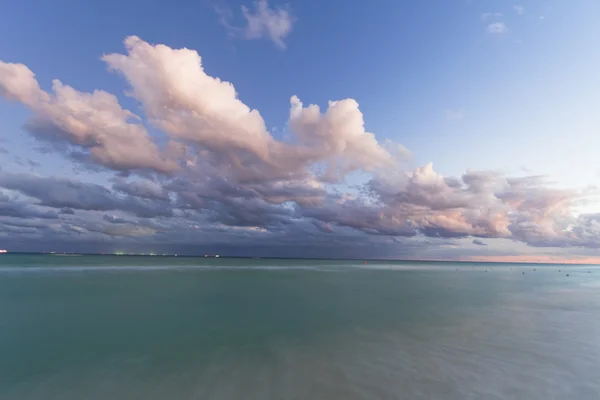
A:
242;0;294;49
216;0;294;49
101;37;396;184
289;95;395;180
487;22;507;34
513;5;525;15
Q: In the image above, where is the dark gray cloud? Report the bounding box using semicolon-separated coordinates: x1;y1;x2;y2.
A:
0;171;173;218
0;197;59;219
0;171;121;210
103;214;128;224
0;205;57;219
1;162;597;256
112;178;170;201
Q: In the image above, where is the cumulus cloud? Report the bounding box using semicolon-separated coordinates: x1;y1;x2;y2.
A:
1;36;599;257
0;62;177;173
487;22;507;34
102;36;283;180
102;36;395;187
513;5;525;15
289;95;395;181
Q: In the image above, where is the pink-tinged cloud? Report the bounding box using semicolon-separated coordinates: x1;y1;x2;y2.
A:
0;61;177;173
1;36;600;257
101;36;397;184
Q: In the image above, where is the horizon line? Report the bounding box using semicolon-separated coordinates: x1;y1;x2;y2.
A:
1;252;599;266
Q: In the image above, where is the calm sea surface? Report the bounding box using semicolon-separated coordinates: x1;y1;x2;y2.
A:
1;254;599;399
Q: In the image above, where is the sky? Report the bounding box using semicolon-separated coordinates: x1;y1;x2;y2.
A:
0;0;599;261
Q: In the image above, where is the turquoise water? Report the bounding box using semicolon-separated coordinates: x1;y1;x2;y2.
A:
1;255;599;399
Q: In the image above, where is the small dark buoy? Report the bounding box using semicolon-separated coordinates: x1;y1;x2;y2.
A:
534;269;536;271
559;270;561;272
485;270;488;272
522;271;525;274
566;274;570;277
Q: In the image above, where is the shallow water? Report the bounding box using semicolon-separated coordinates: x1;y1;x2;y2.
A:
1;255;599;399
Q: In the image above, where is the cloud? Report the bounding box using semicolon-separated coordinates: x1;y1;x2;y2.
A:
103;214;128;224
301;164;598;250
0;171;173;218
481;12;503;20
302;164;512;240
111;178;169;201
1;36;600;257
513;5;524;15
0;171;125;211
0;162;597;254
288;95;396;181
0;62;177;173
102;36;395;187
242;0;294;49
487;23;507;34
86;223;157;237
473;239;487;246
217;0;294;49
0;200;59;219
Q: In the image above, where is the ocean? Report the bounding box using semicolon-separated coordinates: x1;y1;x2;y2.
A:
1;254;599;399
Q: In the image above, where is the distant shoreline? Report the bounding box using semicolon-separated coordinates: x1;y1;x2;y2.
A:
0;252;598;266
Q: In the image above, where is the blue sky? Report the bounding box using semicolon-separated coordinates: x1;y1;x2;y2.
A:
0;0;599;261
